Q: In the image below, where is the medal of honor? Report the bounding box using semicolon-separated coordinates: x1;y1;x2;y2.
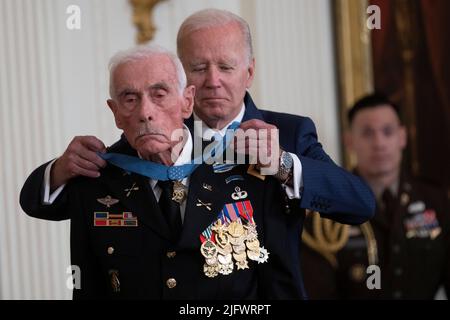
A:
172;180;187;204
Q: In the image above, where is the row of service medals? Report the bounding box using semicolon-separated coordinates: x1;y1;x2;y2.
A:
200;201;269;278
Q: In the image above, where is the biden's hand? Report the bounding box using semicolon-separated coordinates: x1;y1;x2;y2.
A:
51;136;107;190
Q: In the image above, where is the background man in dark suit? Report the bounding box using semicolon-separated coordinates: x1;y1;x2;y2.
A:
21;45;309;299
301;94;450;299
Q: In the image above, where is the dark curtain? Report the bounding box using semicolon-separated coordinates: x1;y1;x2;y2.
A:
370;0;450;193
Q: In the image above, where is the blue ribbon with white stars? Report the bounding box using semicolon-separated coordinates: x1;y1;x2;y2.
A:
99;122;240;181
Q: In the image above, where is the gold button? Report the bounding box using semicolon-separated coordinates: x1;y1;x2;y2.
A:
107;247;114;255
166;278;177;289
166;251;176;258
400;193;410;206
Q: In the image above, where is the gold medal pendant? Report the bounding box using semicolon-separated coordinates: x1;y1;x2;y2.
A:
247;249;260;262
235;259;249;270
218;253;233;265
228;221;245;238
232;251;247;262
246;238;260;251
232;242;246;253
172;180;187;204
204;263;219;278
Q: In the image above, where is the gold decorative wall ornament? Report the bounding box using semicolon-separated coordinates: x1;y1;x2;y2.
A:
302;211;379;268
302;211;350;268
360;222;378;265
129;0;166;44
334;0;374;169
394;0;420;176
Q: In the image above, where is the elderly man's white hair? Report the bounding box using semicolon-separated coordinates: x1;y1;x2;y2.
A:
108;44;187;99
177;8;253;65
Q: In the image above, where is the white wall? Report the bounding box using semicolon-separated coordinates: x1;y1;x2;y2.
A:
0;0;134;300
247;0;340;161
0;0;339;299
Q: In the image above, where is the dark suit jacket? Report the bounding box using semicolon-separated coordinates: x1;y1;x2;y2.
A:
240;92;375;224
20;139;306;299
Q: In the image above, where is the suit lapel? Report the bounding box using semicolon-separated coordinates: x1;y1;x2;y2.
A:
242;92;265;122
177;164;228;250
100;166;172;241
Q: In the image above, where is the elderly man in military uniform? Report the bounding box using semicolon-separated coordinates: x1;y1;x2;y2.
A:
301;94;450;299
20;45;310;299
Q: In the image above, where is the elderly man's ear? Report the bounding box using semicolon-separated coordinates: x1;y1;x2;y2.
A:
107;99;123;129
182;85;195;119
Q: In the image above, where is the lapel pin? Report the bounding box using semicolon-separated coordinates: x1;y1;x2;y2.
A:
97;195;119;208
196;199;212;211
124;182;139;197
231;186;248;200
225;175;244;184
202;183;213;191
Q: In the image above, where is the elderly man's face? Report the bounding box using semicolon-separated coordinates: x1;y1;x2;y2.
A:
107;55;194;159
178;22;255;128
346;105;407;178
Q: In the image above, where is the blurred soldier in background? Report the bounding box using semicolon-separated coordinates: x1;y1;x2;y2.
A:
301;93;449;299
